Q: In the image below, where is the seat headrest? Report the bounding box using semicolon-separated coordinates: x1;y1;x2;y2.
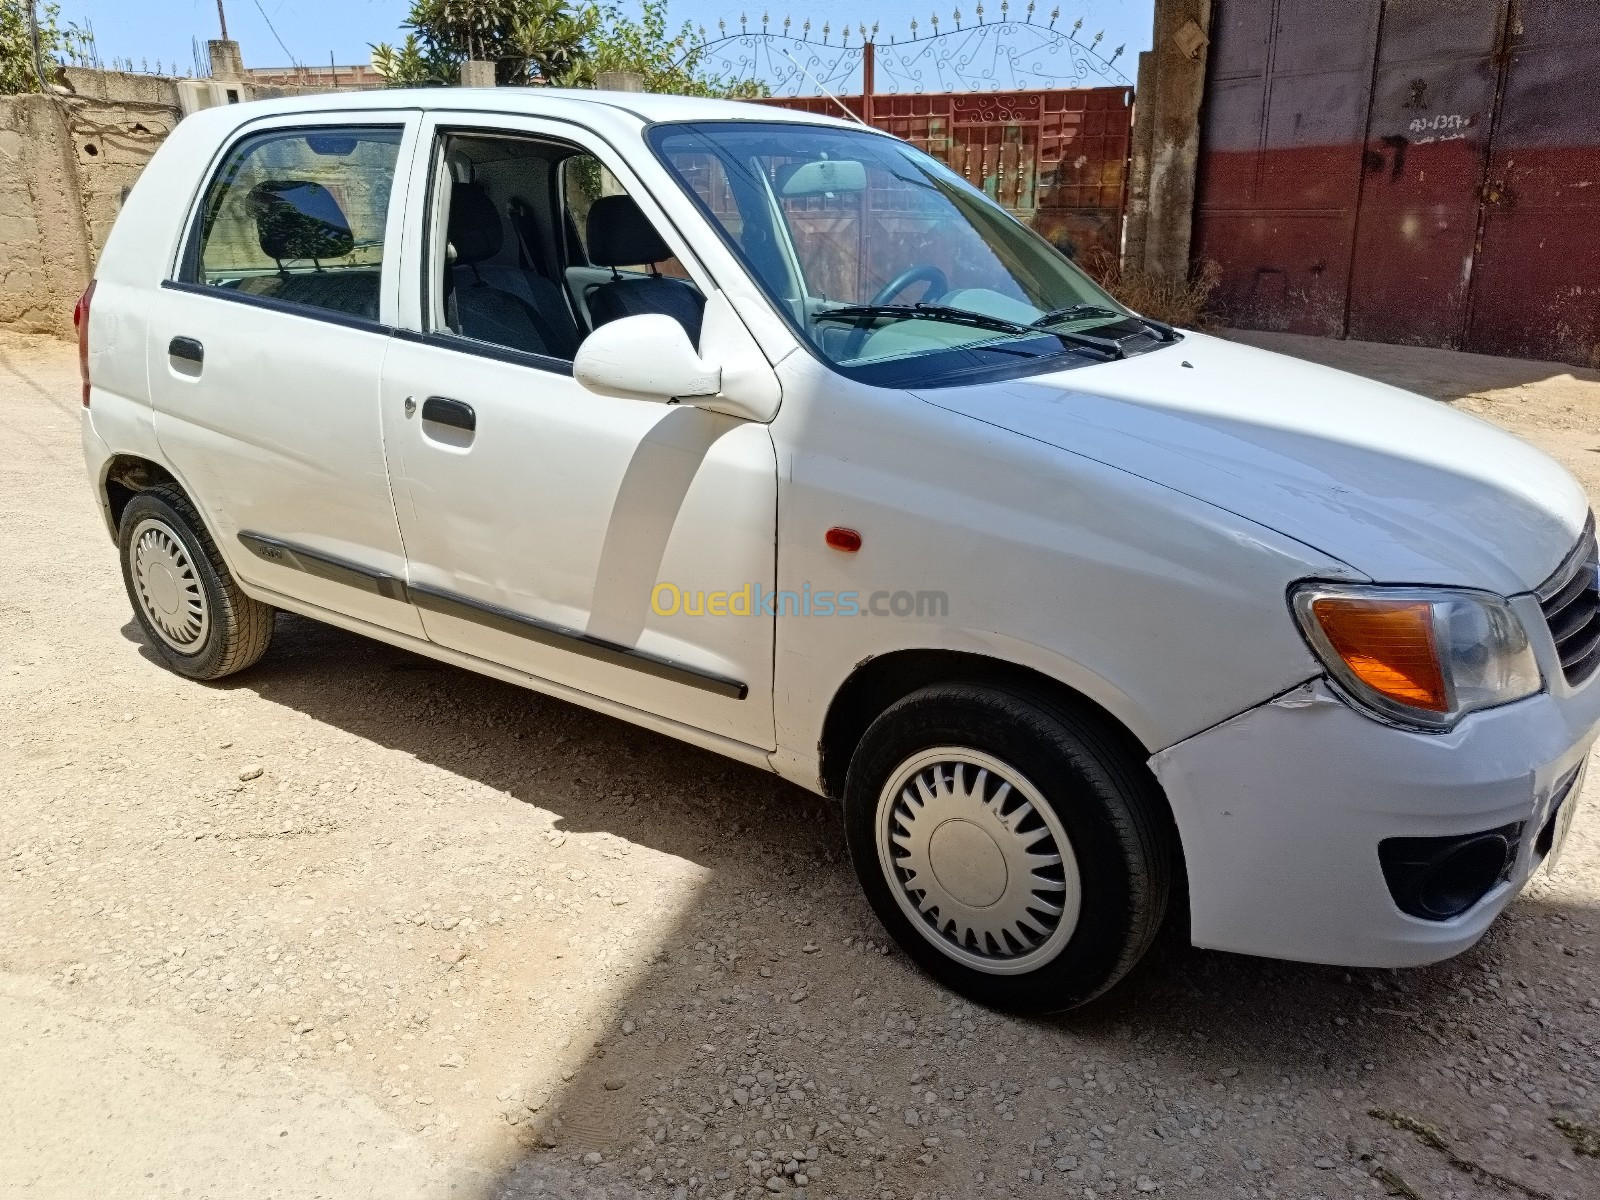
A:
447;181;503;266
585;194;670;267
246;180;354;262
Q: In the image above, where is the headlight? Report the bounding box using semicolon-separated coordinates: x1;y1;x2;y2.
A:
1290;583;1542;730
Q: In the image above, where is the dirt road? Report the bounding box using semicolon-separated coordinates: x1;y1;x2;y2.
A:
4;329;1600;1200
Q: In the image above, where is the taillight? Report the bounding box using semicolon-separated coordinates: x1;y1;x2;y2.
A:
74;279;96;407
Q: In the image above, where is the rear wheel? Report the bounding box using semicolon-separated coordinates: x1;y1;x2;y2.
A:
118;487;274;680
843;683;1173;1012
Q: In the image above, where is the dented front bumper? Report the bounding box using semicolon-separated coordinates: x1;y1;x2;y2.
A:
1150;676;1600;968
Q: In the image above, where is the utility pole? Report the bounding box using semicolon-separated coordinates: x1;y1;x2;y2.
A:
216;0;229;41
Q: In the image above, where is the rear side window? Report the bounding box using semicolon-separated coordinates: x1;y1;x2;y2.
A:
182;125;403;322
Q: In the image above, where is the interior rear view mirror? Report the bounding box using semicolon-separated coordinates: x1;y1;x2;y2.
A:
777;159;867;197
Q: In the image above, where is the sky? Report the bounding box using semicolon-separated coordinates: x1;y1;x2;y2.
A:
60;0;1152;91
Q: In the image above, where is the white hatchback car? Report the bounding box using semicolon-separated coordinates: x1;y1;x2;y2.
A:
79;89;1600;1011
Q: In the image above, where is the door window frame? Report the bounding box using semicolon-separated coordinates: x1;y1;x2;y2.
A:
398;111;727;376
164;111;425;333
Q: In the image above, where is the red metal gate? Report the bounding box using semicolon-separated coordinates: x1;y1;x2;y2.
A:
1346;0;1505;347
1466;1;1600;362
1195;0;1600;367
757;87;1134;261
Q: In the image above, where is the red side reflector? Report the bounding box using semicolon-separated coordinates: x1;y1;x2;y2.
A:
74;279;96;407
825;526;862;553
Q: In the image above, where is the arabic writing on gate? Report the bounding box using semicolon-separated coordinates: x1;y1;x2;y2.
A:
1408;112;1476;134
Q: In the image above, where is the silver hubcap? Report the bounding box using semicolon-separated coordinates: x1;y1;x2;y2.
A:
130;518;208;651
876;748;1082;975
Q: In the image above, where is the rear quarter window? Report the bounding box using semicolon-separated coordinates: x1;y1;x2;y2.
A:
180;125;403;322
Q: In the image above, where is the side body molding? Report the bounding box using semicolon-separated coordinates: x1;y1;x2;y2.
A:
235;530;747;700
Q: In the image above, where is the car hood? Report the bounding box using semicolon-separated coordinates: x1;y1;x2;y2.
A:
914;332;1588;595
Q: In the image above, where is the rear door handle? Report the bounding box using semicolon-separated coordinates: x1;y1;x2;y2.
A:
421;396;476;432
168;336;204;366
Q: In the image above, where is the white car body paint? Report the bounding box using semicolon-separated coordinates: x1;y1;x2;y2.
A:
80;88;1599;972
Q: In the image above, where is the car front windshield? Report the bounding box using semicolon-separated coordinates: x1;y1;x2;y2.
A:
648;120;1162;387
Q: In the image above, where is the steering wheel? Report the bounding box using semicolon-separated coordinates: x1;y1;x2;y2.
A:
870;265;949;307
841;265;951;358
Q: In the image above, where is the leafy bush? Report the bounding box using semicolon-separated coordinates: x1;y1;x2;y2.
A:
1080;248;1222;329
0;0;85;94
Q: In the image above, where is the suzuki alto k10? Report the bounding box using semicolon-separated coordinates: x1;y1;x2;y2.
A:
78;90;1600;1011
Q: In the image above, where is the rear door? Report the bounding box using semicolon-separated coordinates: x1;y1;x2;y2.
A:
146;112;424;636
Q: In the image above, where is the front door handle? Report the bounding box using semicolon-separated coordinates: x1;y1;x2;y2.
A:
421;396;476;432
168;336;204;366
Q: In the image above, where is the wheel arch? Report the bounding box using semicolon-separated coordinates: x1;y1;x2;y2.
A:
100;454;183;536
821;647;1193;970
818;648;1156;800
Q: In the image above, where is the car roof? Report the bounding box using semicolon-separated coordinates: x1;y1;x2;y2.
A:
220;86;866;131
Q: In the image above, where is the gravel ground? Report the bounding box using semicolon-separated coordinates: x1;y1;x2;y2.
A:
5;329;1600;1200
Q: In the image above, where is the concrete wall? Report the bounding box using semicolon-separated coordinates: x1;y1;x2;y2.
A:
0;71;180;336
1123;0;1212;282
0;95;94;335
0;66;359;338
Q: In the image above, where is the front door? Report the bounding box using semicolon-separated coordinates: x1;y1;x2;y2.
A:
381;114;777;749
146;114;423;636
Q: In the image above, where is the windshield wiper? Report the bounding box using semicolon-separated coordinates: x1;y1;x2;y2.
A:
1033;302;1180;344
817;303;1123;360
1031;302;1125;327
816;303;1033;336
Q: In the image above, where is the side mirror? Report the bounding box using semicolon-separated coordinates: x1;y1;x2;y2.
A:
573;314;720;404
573;292;781;423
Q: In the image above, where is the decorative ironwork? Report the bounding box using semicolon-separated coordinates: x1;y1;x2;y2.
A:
690;8;1131;97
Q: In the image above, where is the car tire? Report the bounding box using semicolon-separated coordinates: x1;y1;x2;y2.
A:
118;486;275;680
843;682;1173;1013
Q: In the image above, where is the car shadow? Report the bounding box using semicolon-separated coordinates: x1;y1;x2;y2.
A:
120;608;1600;1198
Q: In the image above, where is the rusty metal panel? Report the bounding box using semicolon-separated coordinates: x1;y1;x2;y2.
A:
758;87;1133;261
1193;0;1382;335
1346;0;1507;347
1466;0;1600;366
1198;0;1599;365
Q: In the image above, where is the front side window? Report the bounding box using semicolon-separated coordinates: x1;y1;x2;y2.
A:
560;155;691;280
425;132;704;363
649;121;1170;387
184;125;402;322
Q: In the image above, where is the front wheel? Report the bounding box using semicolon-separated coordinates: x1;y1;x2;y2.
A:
843;683;1174;1013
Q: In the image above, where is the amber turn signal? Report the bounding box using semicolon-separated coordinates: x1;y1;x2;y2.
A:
1308;596;1448;712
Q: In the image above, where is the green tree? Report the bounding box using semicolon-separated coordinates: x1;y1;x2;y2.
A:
514;0;599;83
372;0;595;87
369;33;442;87
573;0;766;97
371;0;766;97
0;0;85;94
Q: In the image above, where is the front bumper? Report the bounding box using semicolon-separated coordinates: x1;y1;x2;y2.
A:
1150;669;1600;968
